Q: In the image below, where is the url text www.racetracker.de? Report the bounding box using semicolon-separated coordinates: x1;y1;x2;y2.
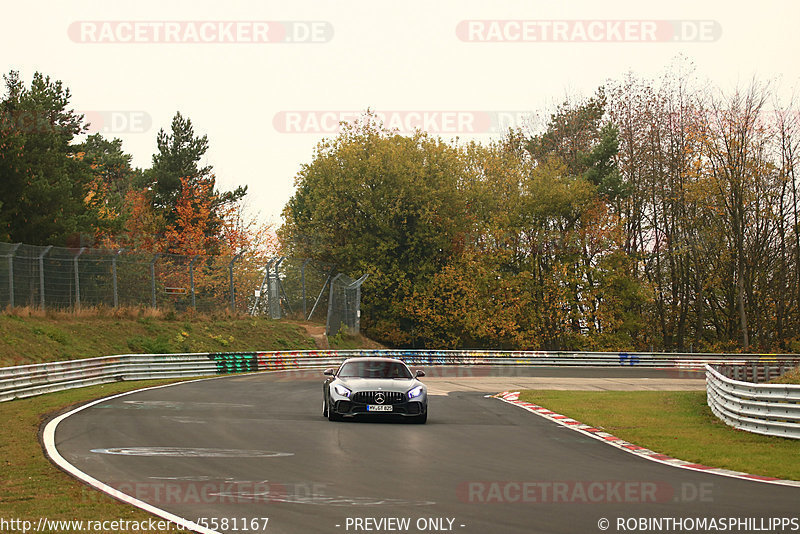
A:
0;517;272;533
0;517;187;533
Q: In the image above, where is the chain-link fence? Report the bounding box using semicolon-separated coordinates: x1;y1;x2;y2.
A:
248;256;338;321
0;242;364;329
326;273;368;336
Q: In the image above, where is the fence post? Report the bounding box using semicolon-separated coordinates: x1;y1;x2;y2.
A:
112;249;124;308
272;257;287;319
326;274;342;336
251;258;274;316
278;261;294;316
38;245;52;310
229;253;243;314
6;243;21;309
301;258;310;320
73;247;86;310
189;255;200;310
150;254;160;309
308;266;335;321
353;274;368;335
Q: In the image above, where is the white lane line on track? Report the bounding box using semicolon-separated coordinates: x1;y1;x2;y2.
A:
42;377;232;534
90;447;294;458
491;391;800;489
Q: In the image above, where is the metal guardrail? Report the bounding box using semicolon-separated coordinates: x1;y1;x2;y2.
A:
1;348;796;403
712;362;800;383
706;364;800;440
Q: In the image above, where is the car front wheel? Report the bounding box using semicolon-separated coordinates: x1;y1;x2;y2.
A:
327;397;342;422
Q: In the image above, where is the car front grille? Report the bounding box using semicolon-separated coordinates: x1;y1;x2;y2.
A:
352;391;406;405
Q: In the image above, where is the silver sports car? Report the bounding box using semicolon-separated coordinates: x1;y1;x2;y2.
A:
322;357;427;423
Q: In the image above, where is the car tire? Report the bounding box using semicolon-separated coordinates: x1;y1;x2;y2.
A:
322;399;328;418
413;411;427;424
327;397;342;422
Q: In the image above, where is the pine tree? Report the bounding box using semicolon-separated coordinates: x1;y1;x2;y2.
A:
0;70;99;245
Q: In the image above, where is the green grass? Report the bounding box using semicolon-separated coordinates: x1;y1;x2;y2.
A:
771;366;800;384
328;332;380;350
0;310;319;367
518;390;800;481
0;380;195;533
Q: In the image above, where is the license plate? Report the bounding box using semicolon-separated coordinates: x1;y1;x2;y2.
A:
367;405;393;412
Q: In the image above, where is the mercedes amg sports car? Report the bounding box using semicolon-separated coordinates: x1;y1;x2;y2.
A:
322;357;427;423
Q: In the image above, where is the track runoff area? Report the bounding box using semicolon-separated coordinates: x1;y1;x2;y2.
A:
44;366;799;534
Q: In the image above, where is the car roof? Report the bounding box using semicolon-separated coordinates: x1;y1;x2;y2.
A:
340;357;408;364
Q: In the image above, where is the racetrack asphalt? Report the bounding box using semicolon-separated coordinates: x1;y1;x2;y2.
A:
50;367;799;534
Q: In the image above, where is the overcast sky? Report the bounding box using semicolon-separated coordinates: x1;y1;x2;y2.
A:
3;1;799;226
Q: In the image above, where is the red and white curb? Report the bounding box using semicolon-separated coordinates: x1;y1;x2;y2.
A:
490;391;800;488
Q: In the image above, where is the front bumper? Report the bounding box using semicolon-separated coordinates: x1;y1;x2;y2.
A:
331;399;427;417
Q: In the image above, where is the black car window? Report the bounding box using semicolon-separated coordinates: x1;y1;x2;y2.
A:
338;361;413;379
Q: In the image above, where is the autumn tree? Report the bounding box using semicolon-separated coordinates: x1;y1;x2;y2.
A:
133;112;247;254
281;107;646;349
281;113;472;345
608;58;800;352
0;70;102;245
517;94;642;349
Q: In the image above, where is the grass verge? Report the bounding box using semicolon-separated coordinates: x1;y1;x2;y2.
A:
518;390;800;481
0;380;197;533
0;310;319;367
771;366;800;384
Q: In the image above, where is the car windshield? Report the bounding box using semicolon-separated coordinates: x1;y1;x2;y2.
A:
338;361;413;379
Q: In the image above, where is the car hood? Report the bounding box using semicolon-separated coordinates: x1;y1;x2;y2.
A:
336;377;421;392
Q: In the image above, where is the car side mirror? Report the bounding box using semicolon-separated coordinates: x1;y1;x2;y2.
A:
323;368;335;376
415;370;425;378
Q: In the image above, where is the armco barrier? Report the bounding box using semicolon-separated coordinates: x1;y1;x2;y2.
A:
0;348;797;403
706;364;800;440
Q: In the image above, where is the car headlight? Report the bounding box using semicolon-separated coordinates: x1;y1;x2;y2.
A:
408;385;424;399
333;384;352;398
